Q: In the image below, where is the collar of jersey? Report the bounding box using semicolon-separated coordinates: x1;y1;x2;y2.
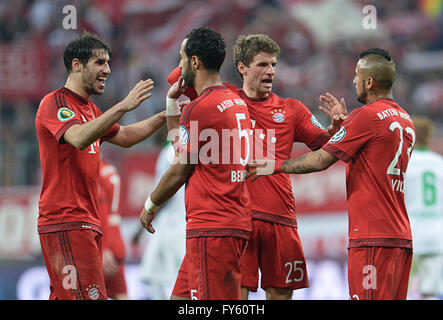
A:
62;87;89;105
238;89;272;103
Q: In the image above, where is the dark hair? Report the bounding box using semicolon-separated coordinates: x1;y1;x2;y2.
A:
63;32;112;73
359;48;392;61
184;27;225;72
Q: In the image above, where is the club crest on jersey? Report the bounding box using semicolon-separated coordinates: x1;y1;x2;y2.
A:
179;125;190;146
271;109;285;123
329;126;346;143
86;284;100;300
311;115;325;129
57;107;75;122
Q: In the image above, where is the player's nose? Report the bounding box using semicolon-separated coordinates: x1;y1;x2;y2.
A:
103;62;111;75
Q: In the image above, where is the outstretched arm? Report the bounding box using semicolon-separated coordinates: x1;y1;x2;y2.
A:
64;79;155;150
280;149;338;174
106;111;166;148
247;149;338;181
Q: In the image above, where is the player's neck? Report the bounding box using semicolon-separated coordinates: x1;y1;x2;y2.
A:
242;85;270;100
194;71;222;96
64;76;91;101
366;90;393;104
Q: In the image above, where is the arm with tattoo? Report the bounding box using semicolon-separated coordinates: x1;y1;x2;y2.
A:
281;149;338;174
248;149;338;180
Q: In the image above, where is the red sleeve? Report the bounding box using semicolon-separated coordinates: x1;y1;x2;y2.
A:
88;104;121;144
291;99;330;150
322;107;373;162
100;123;120;144
38;95;82;143
167;67;199;100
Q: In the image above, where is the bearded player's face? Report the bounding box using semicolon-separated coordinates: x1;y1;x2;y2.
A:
179;39;195;88
81;49;111;95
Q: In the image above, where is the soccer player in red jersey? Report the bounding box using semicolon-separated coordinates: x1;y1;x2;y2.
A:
140;27;252;300
98;160;128;300
167;34;346;300
35;32;165;300
249;48;415;300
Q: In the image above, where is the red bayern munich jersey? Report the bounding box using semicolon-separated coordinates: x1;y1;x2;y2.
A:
178;85;252;239
98;161;125;260
224;84;330;227
168;67;329;227
35;87;120;234
322;98;415;248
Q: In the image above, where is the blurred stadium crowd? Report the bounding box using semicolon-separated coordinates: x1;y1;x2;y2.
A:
0;0;442;187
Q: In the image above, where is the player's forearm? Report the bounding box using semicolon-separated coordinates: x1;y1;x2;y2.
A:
64;103;127;150
114;111;166;148
167;115;180;131
166;115;181;145
150;162;192;206
281;149;337;174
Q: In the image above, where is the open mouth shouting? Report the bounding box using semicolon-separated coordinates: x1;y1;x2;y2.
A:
96;76;107;90
261;78;273;89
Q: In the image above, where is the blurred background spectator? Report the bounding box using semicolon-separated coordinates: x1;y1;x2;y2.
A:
0;0;442;299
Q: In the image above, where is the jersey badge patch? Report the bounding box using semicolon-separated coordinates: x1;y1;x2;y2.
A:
329;126;346;143
311;115;325;129
271;109;285;123
179;125;190;146
57;107;75;122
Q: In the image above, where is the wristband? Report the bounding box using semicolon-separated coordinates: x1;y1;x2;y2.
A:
166;97;181;116
144;196;158;213
274;159;284;173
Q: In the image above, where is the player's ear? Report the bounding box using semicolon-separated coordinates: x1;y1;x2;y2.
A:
237;61;247;77
71;58;82;73
365;76;375;90
190;56;200;70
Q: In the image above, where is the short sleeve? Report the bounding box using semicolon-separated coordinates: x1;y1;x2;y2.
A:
177;100;203;159
100;123;120;144
37;96;82;143
291;99;330;150
322;107;374;162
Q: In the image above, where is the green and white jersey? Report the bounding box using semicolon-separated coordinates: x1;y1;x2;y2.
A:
404;149;443;254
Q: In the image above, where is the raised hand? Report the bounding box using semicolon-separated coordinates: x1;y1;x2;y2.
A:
167;76;187;100
319;92;347;136
121;79;155;112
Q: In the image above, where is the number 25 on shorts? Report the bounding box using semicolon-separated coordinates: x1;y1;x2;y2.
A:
285;260;305;284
